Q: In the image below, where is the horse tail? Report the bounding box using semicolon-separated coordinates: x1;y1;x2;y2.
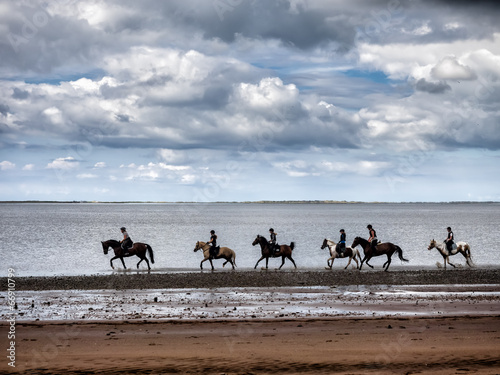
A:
146;244;155;264
290;242;295;251
233;251;237;267
396;246;409;262
465;243;473;266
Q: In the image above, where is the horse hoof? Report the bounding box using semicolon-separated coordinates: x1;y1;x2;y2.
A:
261;267;267;271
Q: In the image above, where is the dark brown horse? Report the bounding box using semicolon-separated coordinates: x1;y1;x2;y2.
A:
101;239;155;270
252;235;297;270
350;236;408;271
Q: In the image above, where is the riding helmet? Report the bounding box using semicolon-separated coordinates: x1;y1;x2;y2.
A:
269;228;274;232
120;227;126;231
367;224;372;229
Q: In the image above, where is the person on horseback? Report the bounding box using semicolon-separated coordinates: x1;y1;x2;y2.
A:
444;227;454;252
367;224;378;253
269;228;279;256
335;229;346;255
207;230;219;258
120;227;133;255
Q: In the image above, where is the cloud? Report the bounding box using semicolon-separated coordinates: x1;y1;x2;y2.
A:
46;157;79;170
22;164;35;171
77;173;98;179
431;56;477;80
94;162;107;168
0;103;9;116
0;160;15;170
414;78;451;94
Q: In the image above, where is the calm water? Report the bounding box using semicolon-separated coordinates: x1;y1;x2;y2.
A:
1;203;499;276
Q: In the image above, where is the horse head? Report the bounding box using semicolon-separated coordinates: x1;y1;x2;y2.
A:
321;238;328;249
351;236;362;248
101;241;109;255
252;235;262;246
428;239;436;250
193;241;202;252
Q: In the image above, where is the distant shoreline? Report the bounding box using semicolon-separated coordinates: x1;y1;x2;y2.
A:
1;200;498;204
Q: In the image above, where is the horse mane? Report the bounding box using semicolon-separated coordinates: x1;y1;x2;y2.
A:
257;235;269;244
354;236;369;245
105;239;121;246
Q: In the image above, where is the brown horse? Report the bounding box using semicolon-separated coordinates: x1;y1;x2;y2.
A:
252;235;297;270
350;236;408;271
193;241;237;270
101;239;155;270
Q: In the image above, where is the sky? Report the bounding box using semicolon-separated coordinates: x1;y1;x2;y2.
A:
0;0;499;202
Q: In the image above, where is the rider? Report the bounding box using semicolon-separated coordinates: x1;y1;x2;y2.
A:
120;227;133;255
335;229;346;255
207;230;219;258
269;228;279;256
444;227;454;252
367;224;378;253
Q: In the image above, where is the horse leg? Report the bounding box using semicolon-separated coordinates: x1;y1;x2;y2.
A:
352;253;359;270
365;256;374;269
254;256;265;269
278;255;286;270
344;256;352;270
139;256;151;271
110;256;119;269
445;256;456;269
120;257;127;269
287;255;297;269
359;255;366;270
200;257;209;270
209;258;214;271
383;255;392;272
326;256;334;269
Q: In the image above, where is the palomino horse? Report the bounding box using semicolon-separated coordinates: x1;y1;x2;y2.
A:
320;238;361;270
193;241;237;270
428;239;473;269
252;235;297;270
351;237;408;271
101;239;155;270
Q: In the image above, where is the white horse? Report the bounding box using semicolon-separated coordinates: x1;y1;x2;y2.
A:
427;239;473;269
321;238;361;270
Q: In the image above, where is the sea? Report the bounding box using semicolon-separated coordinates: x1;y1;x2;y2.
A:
1;202;499;276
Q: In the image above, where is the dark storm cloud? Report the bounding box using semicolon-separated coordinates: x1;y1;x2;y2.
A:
12;87;29;100
414;78;451;94
0;103;10;116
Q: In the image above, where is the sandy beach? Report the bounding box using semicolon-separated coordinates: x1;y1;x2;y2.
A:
2;269;500;374
6;317;500;374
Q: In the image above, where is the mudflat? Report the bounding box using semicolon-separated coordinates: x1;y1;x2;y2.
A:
7;316;500;374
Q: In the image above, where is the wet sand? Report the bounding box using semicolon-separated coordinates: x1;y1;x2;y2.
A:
2;269;500;374
6;317;500;374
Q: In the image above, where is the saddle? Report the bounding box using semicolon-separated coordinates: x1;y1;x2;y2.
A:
209;246;220;258
271;244;280;256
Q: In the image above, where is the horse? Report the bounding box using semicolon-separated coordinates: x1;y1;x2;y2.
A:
427;239;473;269
350;236;408;271
320;238;361;270
193;241;237;271
252;235;297;270
101;239;155;270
